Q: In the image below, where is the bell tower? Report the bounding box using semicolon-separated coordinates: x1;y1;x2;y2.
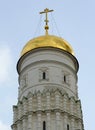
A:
11;9;84;130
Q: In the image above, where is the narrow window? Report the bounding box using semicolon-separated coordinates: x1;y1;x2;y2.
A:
43;72;46;79
64;75;66;82
39;68;49;81
43;121;46;130
67;124;69;130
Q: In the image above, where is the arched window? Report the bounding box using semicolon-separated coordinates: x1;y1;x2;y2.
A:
43;72;46;79
67;124;69;130
64;75;66;82
43;121;46;130
39;67;49;81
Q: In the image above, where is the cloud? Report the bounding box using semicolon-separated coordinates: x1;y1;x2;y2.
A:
0;44;12;84
0;121;10;130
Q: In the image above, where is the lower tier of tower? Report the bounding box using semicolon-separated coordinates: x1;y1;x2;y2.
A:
12;111;83;130
11;89;84;130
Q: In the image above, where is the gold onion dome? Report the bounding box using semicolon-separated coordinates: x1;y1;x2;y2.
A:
21;9;74;57
21;35;74;56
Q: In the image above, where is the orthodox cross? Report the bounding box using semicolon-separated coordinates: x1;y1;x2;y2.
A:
40;8;54;35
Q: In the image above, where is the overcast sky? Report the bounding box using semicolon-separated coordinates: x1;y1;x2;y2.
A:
0;1;95;130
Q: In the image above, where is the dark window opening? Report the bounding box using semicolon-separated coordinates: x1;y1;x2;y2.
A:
43;121;46;130
64;75;66;82
43;72;46;79
67;124;69;130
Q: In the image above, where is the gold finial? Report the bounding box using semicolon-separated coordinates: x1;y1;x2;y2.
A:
40;8;53;35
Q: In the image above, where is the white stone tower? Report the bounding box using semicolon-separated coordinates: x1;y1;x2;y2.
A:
11;9;84;130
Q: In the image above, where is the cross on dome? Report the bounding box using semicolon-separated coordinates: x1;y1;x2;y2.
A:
40;8;54;35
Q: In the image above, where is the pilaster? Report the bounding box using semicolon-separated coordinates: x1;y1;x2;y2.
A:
37;92;42;110
46;92;50;109
56;112;61;130
46;112;51;130
37;113;42;130
22;117;27;130
17;121;21;130
28;114;32;130
22;97;27;115
70;98;74;115
28;93;33;111
13;106;18;123
55;91;60;109
71;118;75;130
77;101;81;118
78;120;82;130
18;102;22;119
63;95;67;112
63;114;68;130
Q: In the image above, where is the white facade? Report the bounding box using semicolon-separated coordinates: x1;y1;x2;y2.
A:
11;47;84;130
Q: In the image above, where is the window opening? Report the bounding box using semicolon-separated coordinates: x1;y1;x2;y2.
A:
43;121;46;130
43;72;46;79
67;124;69;130
64;75;66;82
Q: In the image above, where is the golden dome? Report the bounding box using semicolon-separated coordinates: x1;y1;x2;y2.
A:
21;35;74;56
